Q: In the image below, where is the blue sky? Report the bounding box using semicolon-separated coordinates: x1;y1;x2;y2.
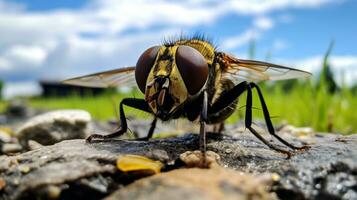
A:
0;0;356;98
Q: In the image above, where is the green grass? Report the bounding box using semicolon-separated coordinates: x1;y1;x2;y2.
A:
227;82;357;134
28;91;148;122
0;100;6;113
16;83;355;135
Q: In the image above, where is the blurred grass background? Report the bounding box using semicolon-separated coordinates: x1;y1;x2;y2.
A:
0;41;356;134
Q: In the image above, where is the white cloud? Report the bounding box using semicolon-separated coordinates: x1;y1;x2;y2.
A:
6;45;48;67
277;55;357;86
328;56;357;86
84;0;222;34
2;81;42;99
226;0;338;15
254;16;274;30
222;16;274;50
0;0;342;98
221;29;259;50
0;57;11;70
0;45;48;73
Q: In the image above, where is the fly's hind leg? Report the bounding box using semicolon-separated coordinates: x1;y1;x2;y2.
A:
250;83;309;151
244;84;292;158
86;98;153;143
209;81;302;158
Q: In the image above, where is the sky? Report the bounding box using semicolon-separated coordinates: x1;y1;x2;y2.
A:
0;0;356;98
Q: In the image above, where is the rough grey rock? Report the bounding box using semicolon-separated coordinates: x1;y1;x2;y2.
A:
0;131;356;200
4;100;32;119
16;110;91;147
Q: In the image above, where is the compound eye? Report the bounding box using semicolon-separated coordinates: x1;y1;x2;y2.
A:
135;46;160;93
176;45;208;95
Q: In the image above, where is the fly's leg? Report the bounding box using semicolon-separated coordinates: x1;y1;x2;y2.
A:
244;84;292;158
145;117;157;140
209;81;301;158
136;117;157;141
86;98;152;143
200;90;208;154
250;83;310;151
209;81;248;114
197;90;209;167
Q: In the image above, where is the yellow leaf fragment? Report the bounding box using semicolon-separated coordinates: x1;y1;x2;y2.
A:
117;155;164;174
0;178;6;190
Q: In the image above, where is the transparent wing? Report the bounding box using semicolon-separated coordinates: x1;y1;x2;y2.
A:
220;53;312;83
62;67;136;88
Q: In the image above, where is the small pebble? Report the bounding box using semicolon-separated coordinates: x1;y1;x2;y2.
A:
17;109;91;147
38;185;62;199
180;150;221;168
19;165;30;173
225;149;232;154
2;143;22;154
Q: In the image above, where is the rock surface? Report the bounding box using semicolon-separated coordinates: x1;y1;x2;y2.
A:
106;168;276;200
16;110;91;147
0;131;356;200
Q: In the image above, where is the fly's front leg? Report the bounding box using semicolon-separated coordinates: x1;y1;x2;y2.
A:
209;81;248;114
200;90;208;154
135;117;157;141
86;98;152;143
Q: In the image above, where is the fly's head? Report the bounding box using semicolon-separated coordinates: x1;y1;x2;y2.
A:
135;45;209;120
